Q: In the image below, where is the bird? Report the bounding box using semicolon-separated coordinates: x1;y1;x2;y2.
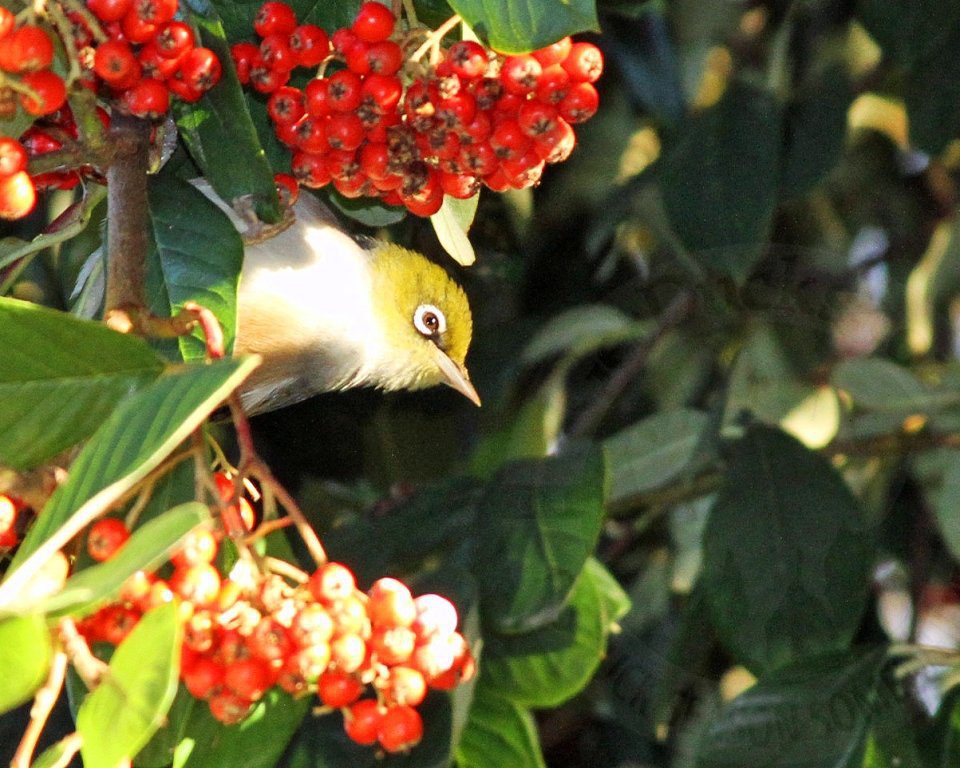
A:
193;181;479;415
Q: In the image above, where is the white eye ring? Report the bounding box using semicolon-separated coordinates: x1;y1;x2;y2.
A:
414;304;446;337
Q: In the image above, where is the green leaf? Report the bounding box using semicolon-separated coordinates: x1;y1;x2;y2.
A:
482;558;617;708
35;503;210;619
585;556;630;625
176;5;281;223
520;304;645;366
78;603;183;768
326;191;407;226
5;358;257;587
701;425;874;673
904;26;960;154
448;0;598;53
475;445;606;633
0;297;163;470
696;649;886;768
155;688;309;768
455;682;546;768
832;358;958;412
145;174;245;361
431;195;478;266
211;0;362;43
779;66;853;197
603;409;711;511
0;614;52;715
660;79;782;282
913;448;960;565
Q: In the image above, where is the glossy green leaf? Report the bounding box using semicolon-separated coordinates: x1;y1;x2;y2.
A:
833;358;960;413
78;603;183;768
586;556;630;625
696;649;886;768
326;190;407;226
604;408;711;511
455;682;546;768
660;79;782;282
36;503;209;619
0;297;163;469
482;558;618;708
431;195;478;266
475;445;606;633
448;0;599;53
145;174;245;361
520;304;645;366
176;4;281;223
0;614;52;715
701;425;874;673
5;358;257;589
913;448;960;565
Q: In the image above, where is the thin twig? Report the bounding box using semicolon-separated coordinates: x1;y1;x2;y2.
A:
58;618;107;689
244;516;293;543
263;556;309;583
566;290;697;440
10;651;68;768
409;14;461;63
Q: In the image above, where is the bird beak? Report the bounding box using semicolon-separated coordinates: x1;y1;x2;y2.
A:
433;347;481;406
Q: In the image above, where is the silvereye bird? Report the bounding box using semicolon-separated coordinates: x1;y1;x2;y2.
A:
194;182;479;414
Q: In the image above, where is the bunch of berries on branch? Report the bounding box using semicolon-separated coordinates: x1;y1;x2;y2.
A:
233;1;603;216
78;472;474;754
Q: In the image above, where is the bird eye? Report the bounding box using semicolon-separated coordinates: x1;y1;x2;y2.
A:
414;304;446;337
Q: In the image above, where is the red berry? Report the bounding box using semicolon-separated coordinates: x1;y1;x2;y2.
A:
559;81;598;123
88;0;134;22
370;625;416;665
8;26;54;72
289;24;329;67
380;666;426;706
139;42;182;80
351;2;394;43
535;117;576;163
359;141;390;180
518;100;560;137
344;40;371;75
178;47;221;92
167;74;204;102
490;119;530;161
412;594;458;638
500;54;542;95
0;138;27;177
254;1;297;37
447;40;487;79
361;73;402;114
260;32;297;72
332;28;357;54
231;41;261;84
155;21;195;59
364;40;402;75
247;617;293;663
377;705;423;753
88;518;130;562
123;77;170;117
0;8;14;38
208;691;252;725
182;655;224;700
308;562;357;603
224;657;275;701
295;116;328;153
367;578;416;627
121;8;157;42
136;0;177;24
292;151;331;188
267;85;305;124
304;77;331;116
331;633;367;673
0;495;19;547
250;62;288;93
327;69;362;112
100;605;140;645
344;699;382;745
318;670;364;707
288;643;331;681
536;64;570;104
290;602;335;645
169;562;221;606
533;36;572;67
459;141;497;176
273;172;299;206
172;528;218;568
95;39;140;85
562;41;603;83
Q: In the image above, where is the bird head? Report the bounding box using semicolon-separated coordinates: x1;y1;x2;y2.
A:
365;243;479;406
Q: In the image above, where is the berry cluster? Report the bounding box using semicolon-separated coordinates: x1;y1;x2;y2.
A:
78;472;473;753
232;1;602;216
0;11;68;118
80;0;222;114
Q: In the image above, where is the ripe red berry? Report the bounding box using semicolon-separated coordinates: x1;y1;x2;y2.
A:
351;2;395;43
370;625;416;665
273;172;299;206
208;690;252;725
0;495;18;547
344;40;371;75
95;40;140;85
308;562;356;603
332;27;357;54
172;528;219;568
295;116;328;153
292;151;331;188
490;119;530;161
224;657;275;701
535;117;576;163
231;41;261;84
178;47;221;92
377;705;423;753
380;666;426;706
100;605;140;645
254;1;298;37
247;617;294;663
122;77;170;117
289;24;329;67
344;699;382;745
249;62;288;93
0;8;14;38
267;85;305;124
562;41;603;83
518;100;560;137
535;64;570;104
182;655;224;699
139;42;181;80
318;670;364;707
364;40;402;75
367;578;416;627
327;69;362;112
168;74;203;102
559;81;598;123
169;562;221;606
500;54;542;95
533;36;572;67
88;518;130;562
88;0;134;22
447;40;487;79
121;8;158;43
361;73;402;114
8;26;54;72
260;32;297;72
459;141;497;176
0;138;27;177
155;21;195;59
331;633;367;673
134;0;177;25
